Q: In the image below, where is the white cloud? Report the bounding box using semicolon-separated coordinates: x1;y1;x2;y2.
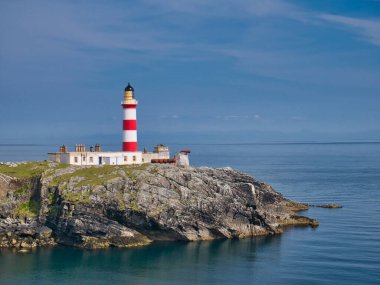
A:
319;14;380;47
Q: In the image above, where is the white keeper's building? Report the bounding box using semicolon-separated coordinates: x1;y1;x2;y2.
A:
48;144;170;166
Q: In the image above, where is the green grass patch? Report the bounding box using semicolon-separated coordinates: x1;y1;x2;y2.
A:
0;161;50;178
48;205;60;218
125;191;140;211
62;191;91;203
15;185;29;197
47;191;59;204
149;167;159;174
51;163;70;170
50;164;147;188
0;161;71;179
15;200;40;218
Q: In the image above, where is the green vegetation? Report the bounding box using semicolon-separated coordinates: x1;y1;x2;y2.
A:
50;166;118;188
47;191;59;205
62;191;91;203
0;161;70;179
118;191;125;210
47;205;60;217
15;185;29;197
0;162;49;178
50;164;148;188
117;191;140;212
124;191;140;211
15;200;40;218
48;165;146;205
149;166;159;174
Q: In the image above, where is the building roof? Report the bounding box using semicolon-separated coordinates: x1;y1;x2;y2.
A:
125;82;134;92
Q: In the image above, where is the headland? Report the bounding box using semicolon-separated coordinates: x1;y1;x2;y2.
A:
0;161;318;249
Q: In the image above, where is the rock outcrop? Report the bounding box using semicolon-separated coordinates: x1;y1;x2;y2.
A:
0;162;317;249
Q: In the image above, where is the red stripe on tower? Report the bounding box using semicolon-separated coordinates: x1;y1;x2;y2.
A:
122;83;138;152
123;120;136;130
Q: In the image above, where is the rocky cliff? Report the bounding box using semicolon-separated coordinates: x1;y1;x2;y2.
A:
0;162;317;249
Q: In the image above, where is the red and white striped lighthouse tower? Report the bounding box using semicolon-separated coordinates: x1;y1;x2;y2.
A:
122;83;138;152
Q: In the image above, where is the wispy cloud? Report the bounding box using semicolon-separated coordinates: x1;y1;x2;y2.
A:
141;0;305;19
216;114;261;121
319;14;380;47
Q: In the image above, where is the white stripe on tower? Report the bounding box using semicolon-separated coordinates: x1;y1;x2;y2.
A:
123;108;136;120
122;83;138;152
123;130;137;142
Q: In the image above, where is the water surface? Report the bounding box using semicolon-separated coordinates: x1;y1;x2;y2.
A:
1;143;379;284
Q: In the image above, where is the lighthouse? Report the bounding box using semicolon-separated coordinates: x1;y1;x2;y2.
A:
122;83;138;152
48;82;175;165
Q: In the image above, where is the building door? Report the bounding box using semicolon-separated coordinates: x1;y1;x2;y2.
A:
98;157;102;165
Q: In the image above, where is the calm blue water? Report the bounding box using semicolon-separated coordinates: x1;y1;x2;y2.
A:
1;143;379;284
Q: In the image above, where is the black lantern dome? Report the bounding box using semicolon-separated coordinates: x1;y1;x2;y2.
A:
125;83;134;92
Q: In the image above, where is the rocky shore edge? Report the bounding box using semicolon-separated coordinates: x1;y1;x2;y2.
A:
1;162;325;250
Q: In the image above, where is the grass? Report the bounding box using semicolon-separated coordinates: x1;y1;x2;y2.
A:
0;161;70;179
47;205;60;218
0;161;50;178
125;191;140;211
50;166;119;188
47;191;59;204
49;164;148;188
62;191;91;203
15;185;29;197
15;200;40;218
47;164;149;205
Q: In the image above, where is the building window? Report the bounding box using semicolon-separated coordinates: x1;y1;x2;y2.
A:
74;157;78;163
133;156;136;162
83;156;86;162
89;157;93;163
124;156;128;162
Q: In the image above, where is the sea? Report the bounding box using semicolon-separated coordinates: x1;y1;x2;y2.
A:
0;142;379;285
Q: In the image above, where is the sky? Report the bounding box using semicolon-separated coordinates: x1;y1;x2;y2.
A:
0;0;380;146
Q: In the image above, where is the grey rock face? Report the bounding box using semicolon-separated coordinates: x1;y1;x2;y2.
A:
0;163;317;249
0;218;55;248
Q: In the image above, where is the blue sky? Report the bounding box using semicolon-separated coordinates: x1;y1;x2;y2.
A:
0;0;379;145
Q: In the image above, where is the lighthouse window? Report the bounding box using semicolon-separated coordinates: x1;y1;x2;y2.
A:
133;156;136;162
74;157;78;163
